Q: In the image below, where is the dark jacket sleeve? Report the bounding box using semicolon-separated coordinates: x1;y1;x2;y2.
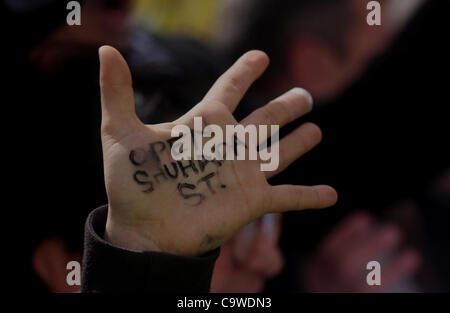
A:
81;205;220;293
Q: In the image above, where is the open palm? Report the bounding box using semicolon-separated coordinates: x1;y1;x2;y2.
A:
99;46;337;257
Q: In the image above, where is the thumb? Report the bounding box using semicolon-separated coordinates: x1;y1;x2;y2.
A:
99;45;141;137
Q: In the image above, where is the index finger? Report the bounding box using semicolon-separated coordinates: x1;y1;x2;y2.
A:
203;50;269;112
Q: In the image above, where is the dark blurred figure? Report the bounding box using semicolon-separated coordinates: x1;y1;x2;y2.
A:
6;0;283;293
6;0;449;293
228;0;449;292
5;0;220;291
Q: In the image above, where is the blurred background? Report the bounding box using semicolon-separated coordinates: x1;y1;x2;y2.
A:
5;0;449;292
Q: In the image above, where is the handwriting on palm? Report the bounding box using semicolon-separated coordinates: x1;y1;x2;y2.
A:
99;46;337;257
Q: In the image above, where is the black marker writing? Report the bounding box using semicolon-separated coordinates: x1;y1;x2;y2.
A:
177;183;205;206
133;170;154;193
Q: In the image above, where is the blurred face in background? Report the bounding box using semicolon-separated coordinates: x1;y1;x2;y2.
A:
29;0;134;72
285;0;422;103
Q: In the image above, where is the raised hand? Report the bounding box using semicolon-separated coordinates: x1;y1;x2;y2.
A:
301;212;421;292
99;46;337;257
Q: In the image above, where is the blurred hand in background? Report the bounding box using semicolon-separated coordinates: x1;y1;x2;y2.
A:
211;214;283;292
301;211;422;292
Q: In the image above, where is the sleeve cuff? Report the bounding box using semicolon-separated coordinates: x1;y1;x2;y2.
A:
81;205;220;293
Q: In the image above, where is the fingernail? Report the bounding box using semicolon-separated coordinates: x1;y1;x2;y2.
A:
291;87;313;111
98;45;107;56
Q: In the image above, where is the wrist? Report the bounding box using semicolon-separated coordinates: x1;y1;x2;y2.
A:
104;213;161;252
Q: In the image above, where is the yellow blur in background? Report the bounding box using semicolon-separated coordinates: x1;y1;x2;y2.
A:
133;0;222;42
